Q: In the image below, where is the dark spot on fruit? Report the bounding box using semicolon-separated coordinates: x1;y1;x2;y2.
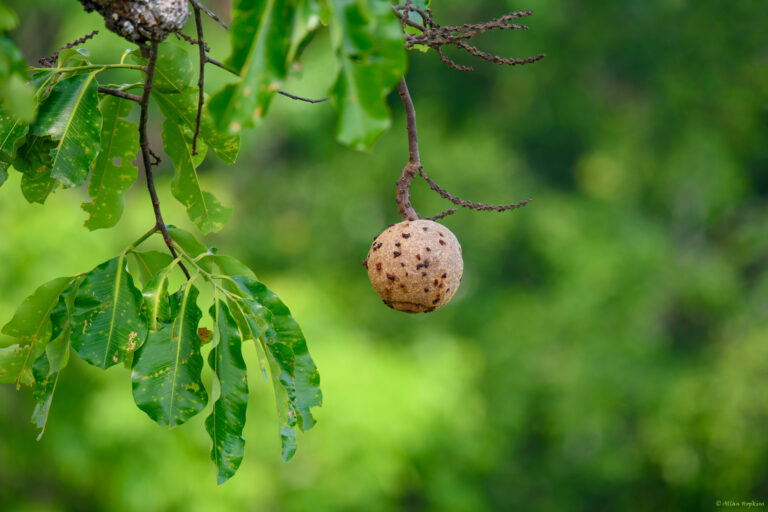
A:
374;242;383;251
395;242;401;247
400;263;405;267
424;260;430;268
416;254;421;260
376;263;382;271
387;274;396;281
416;263;424;270
439;232;444;237
422;272;427;277
438;283;444;288
446;287;451;292
393;251;401;257
400;284;405;289
442;273;447;278
422;227;428;231
439;240;446;246
405;272;409;276
362;260;368;268
426;247;432;252
433;279;439;286
424;288;429;292
402;233;411;239
432;297;440;304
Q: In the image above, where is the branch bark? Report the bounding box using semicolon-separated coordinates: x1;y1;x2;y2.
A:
138;40;191;279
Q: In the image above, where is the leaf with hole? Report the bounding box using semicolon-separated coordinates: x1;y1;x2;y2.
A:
81;96;140;230
162;117;233;233
31;72;102;188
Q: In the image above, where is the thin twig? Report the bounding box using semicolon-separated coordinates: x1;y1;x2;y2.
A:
38;30;99;67
277;90;329;103
204;55;236;74
427;209;457;221
418;167;532;213
192;6;206;155
97;86;141;103
396;78;420;221
139;41;191;280
190;0;229;29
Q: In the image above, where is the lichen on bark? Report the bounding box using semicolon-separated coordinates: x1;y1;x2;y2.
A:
77;0;189;43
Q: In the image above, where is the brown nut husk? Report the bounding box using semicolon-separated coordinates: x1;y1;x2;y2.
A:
365;219;463;313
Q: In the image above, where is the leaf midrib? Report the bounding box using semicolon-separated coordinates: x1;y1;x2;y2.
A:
168;278;196;426
50;73;96;184
101;254;125;367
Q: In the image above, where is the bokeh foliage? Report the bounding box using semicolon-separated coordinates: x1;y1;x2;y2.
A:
1;0;768;510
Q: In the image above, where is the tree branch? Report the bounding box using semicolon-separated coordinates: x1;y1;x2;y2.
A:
97;86;141;103
139;41;191;279
192;6;205;155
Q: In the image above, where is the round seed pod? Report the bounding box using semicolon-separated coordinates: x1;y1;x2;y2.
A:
364;219;463;313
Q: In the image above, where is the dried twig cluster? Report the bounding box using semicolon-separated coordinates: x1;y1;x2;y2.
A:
393;2;546;72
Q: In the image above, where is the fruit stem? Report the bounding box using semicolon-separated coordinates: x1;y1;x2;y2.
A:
396;77;421;221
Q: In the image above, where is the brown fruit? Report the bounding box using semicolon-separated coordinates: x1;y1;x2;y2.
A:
364;219;463;313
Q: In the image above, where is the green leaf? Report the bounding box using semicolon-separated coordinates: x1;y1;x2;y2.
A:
229;276;321;460
0;35;25;77
154;42;196;93
127;251;174;286
31;72;102;188
142;264;176;331
13;135;58;203
29;278;80;439
208;0;294;132
154;88;240;164
2;276;76;342
81;96;140;230
166;227;210;259
1;275;76;387
328;0;406;149
0;1;19;31
288;0;322;63
0;344;36;385
205;297;248;484
0;108;28;186
131;283;208;427
128;43;195;94
70;255;147;369
1;74;36;122
213;255;257;279
162;117;233;233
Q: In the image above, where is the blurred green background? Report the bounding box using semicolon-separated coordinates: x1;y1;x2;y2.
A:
2;0;768;510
